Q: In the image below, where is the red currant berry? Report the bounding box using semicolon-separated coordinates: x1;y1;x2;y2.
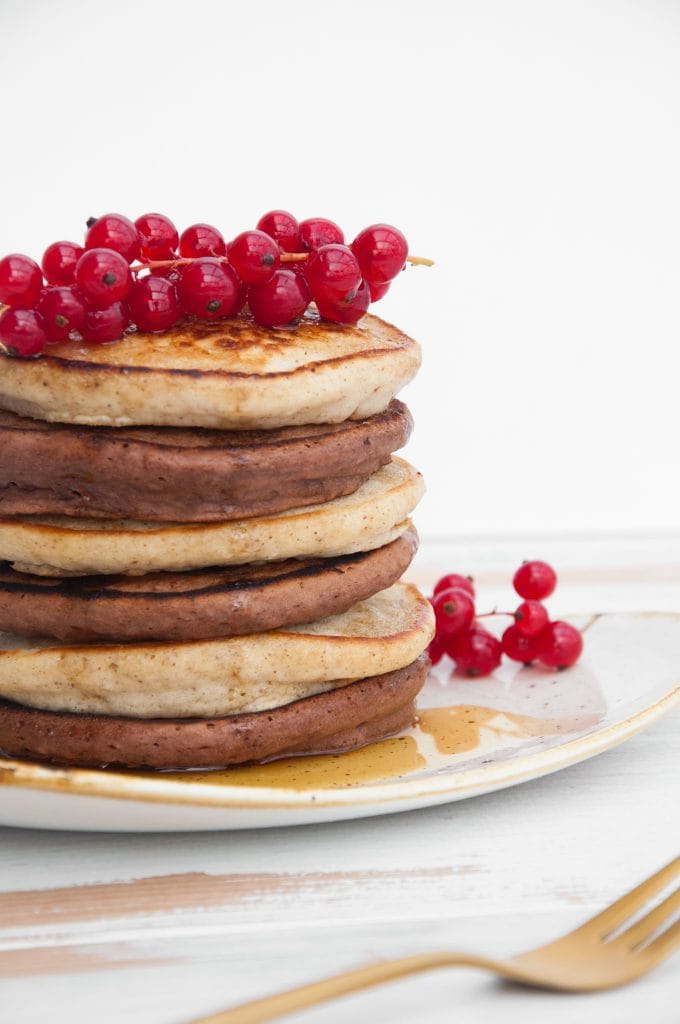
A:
85;214;140;263
227;230;280;284
75;249;132;308
0;307;47;357
81;301;129;344
256;210;301;253
513;560;557;601
451;627;502;677
248;269;310;328
179;223;226;258
0;254;43;307
368;281;390;302
501;624;538;665
432;587;475;638
178;258;241;319
433;574;475;599
316;279;370;325
428;632;446;667
351;224;408;285
128;276;180;332
514;600;549;637
38;286;86;342
41;241;84;286
135;213;179;261
535;621;583;669
300;218;344;251
306;244;362;307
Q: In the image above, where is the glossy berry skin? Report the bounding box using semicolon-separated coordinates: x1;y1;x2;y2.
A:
450;627;502;677
248;269;310;328
178;259;241;319
179;223;226;258
300;218;344;251
0;307;47;356
433;574;475;599
85;214;140;263
256;210;301;253
0;254;43;307
38;286;87;342
75;248;132;308
41;241;83;286
227;230;280;284
81;301;129;344
432;587;475;638
128;276;180;332
513;560;557;601
535;621;583;669
306;244;362;306
135;213;179;260
501;624;538;665
351;224;408;285
316;279;370;325
428;633;446;667
368;280;390;302
514;600;549;637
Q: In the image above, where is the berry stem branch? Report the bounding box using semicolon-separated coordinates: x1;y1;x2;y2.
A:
132;253;435;276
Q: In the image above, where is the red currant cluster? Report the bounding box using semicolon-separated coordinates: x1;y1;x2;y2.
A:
428;560;583;677
0;211;422;358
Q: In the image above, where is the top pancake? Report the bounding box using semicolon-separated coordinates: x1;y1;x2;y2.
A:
0;310;421;429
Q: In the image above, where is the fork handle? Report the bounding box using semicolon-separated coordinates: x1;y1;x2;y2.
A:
187;952;501;1024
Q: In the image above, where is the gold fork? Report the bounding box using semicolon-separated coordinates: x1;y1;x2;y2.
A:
188;855;680;1024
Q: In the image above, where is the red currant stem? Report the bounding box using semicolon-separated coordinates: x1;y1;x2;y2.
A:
132;258;194;274
131;252;435;275
406;255;434;267
476;610;514;619
279;253;309;263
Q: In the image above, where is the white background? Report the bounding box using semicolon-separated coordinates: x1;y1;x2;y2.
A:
1;0;680;538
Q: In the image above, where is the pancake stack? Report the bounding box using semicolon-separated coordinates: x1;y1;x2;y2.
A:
0;311;434;769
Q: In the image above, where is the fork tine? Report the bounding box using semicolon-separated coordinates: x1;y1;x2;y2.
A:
575;856;680;938
614;886;680;949
646;916;680;957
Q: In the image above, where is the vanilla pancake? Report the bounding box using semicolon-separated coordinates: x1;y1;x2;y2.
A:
0;529;418;641
0;401;412;522
0;656;428;769
0;458;423;577
0;311;421;429
0;583;434;718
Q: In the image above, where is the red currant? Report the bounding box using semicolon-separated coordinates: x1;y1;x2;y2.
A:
129;276;180;332
178;258;241;319
451;627;502;677
75;249;132;308
433;574;475;599
514;600;549;637
535;621;583;669
256;210;301;253
513;561;557;601
428;633;446;667
0;307;47;357
81;301;129;344
305;244;362;307
432;587;475;638
85;214;140;263
316;279;370;325
248;269;310;328
227;230;280;284
135;213;179;260
501;624;538;665
368;281;390;302
41;241;83;286
0;254;43;307
300;218;344;251
38;286;86;342
179;223;226;258
351;224;408;284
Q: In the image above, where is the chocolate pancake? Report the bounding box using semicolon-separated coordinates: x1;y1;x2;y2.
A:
0;529;417;641
0;400;412;521
0;655;428;769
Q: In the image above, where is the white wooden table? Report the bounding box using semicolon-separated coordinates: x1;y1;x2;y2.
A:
1;536;679;1023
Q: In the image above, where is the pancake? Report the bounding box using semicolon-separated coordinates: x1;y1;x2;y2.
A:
0;583;435;718
0;655;428;769
0;401;412;522
0;310;421;429
0;458;423;577
0;529;418;641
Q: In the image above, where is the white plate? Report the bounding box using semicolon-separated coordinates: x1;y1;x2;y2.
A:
0;612;678;831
